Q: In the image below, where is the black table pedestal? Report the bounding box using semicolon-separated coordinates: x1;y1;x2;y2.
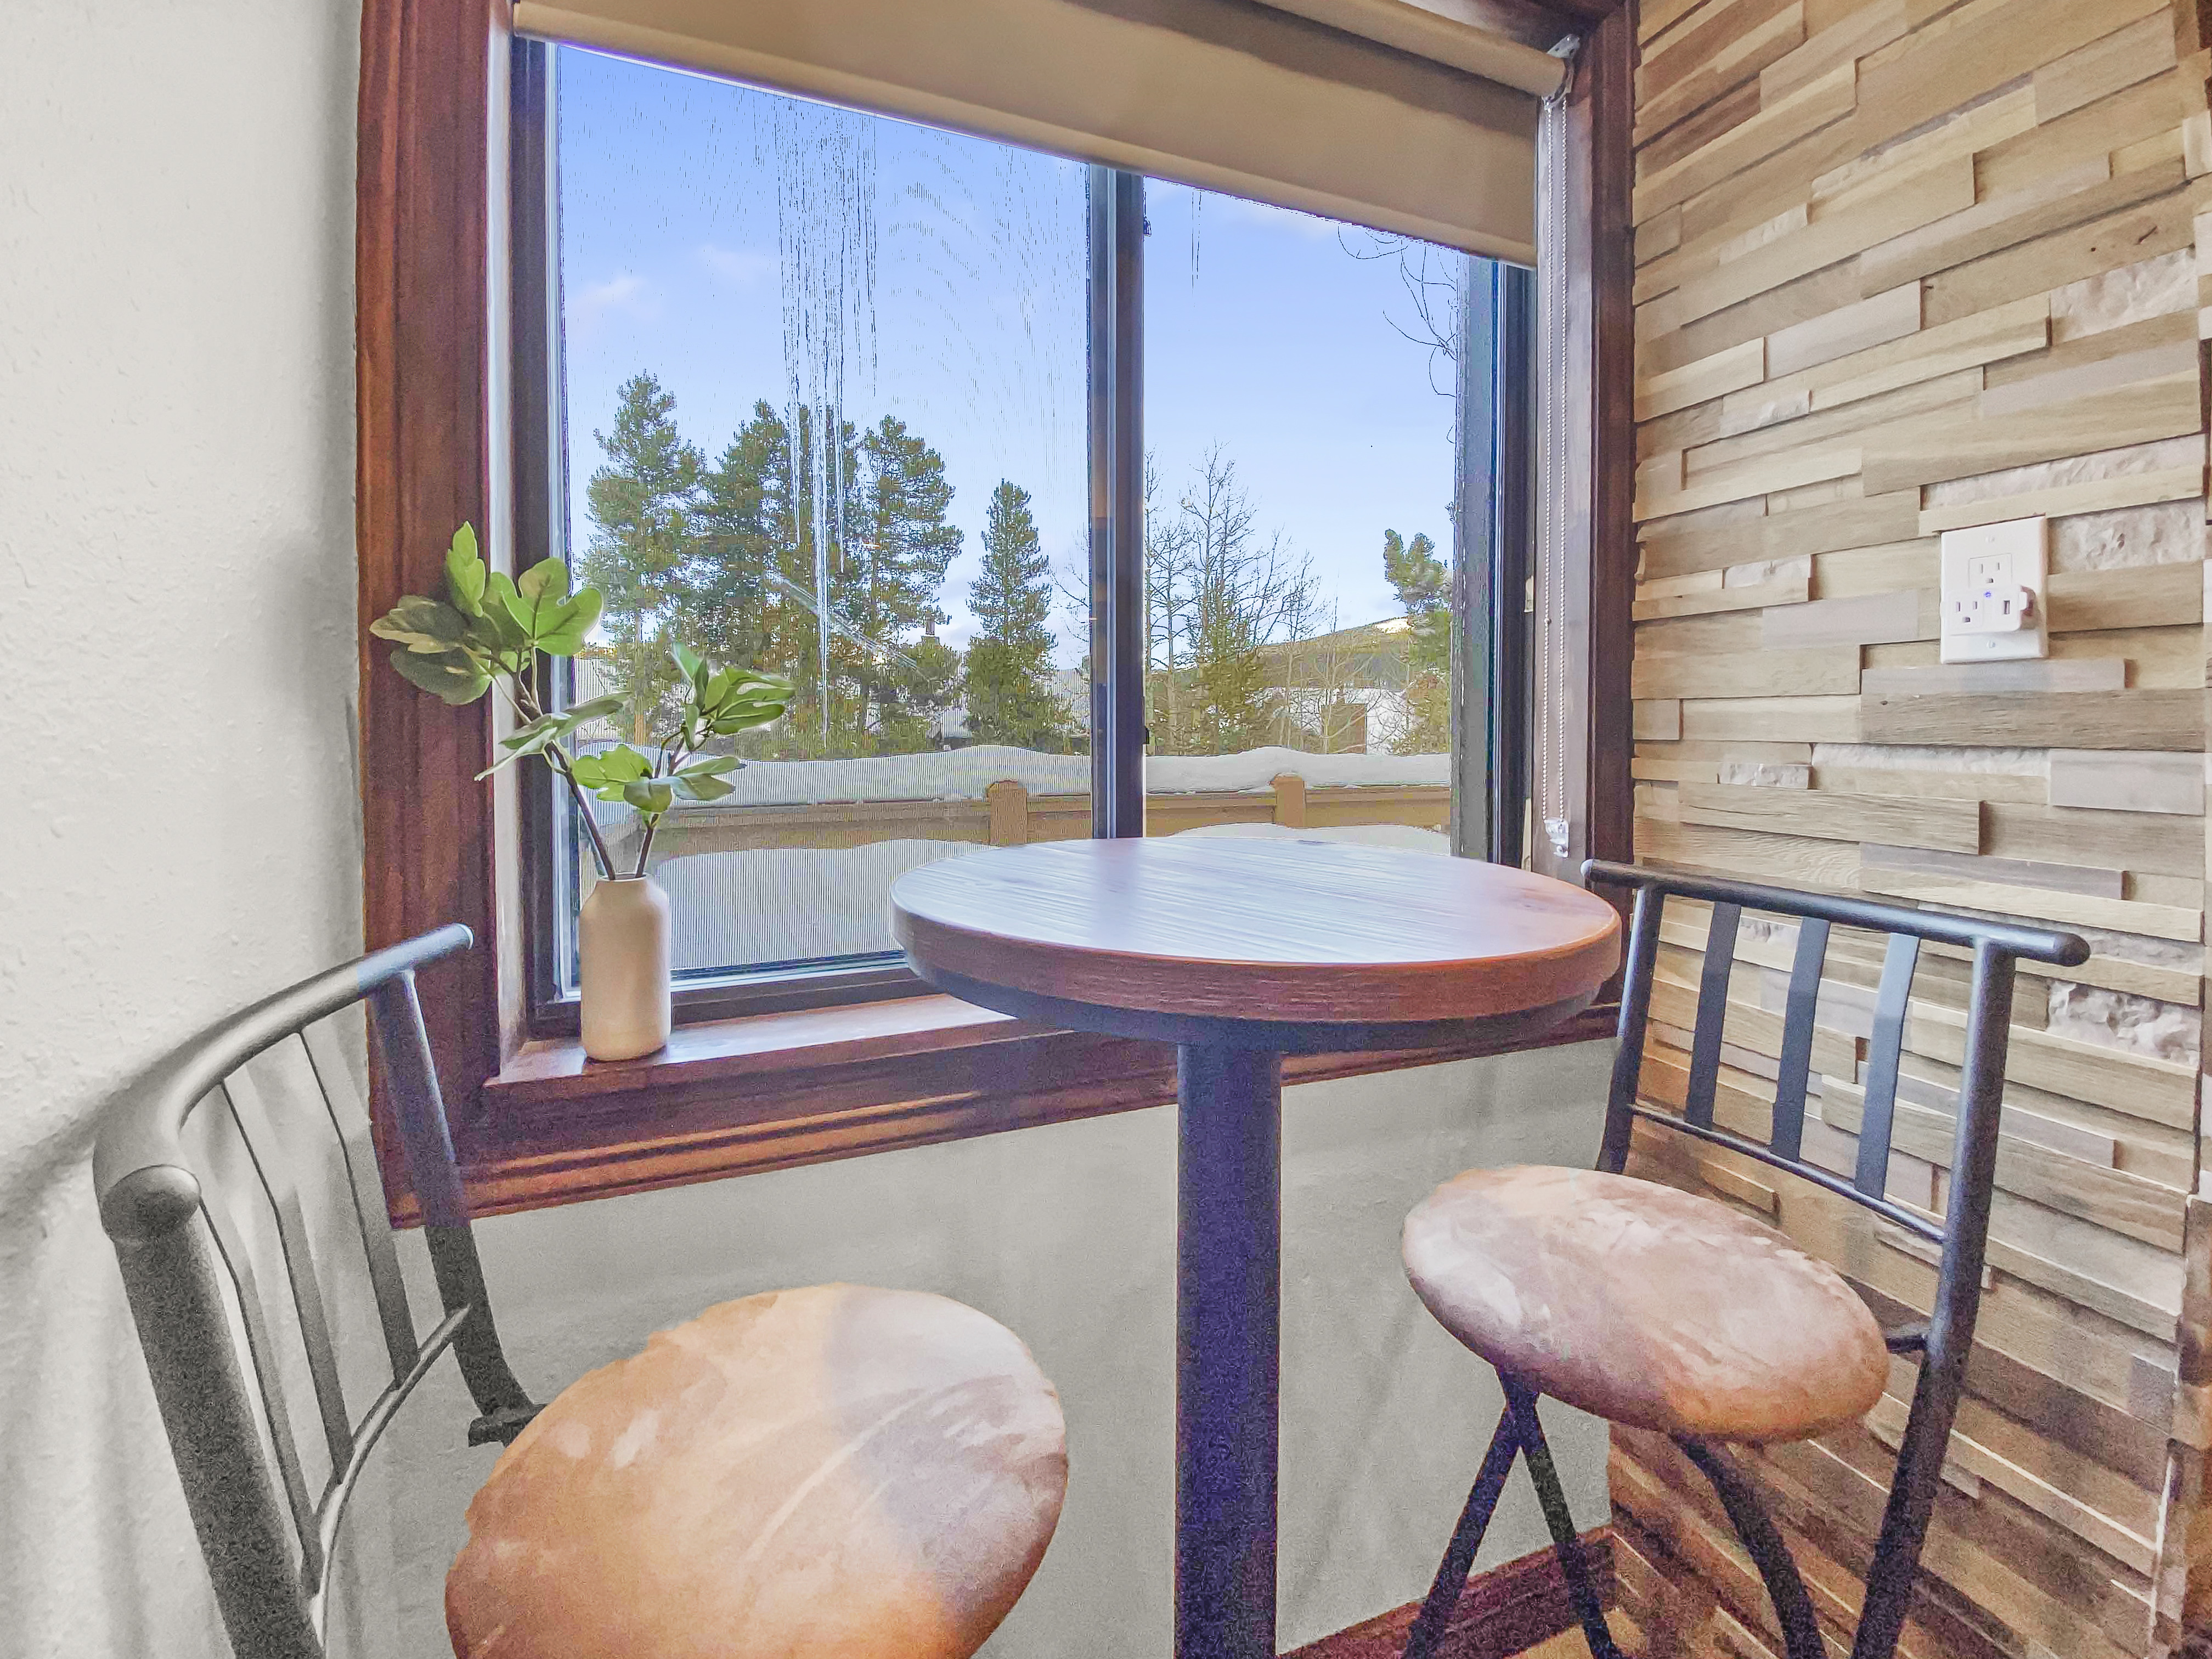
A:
1176;1043;1284;1659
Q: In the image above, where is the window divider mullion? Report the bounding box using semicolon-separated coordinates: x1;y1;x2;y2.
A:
1489;262;1535;870
1088;166;1146;840
512;36;573;1034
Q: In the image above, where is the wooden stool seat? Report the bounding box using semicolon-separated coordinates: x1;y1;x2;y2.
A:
1402;1166;1888;1443
444;1283;1068;1659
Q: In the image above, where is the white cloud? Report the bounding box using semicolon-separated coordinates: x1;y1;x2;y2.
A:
698;244;776;284
569;271;656;334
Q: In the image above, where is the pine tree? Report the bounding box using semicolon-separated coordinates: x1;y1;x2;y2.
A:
1383;527;1448;617
683;406;963;757
1383;527;1451;754
849;416;963;747
581;372;704;741
962;480;1067;749
690;399;791;675
884;631;963;752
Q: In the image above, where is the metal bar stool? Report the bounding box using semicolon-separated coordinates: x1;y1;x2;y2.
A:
94;926;1068;1659
1395;861;2086;1659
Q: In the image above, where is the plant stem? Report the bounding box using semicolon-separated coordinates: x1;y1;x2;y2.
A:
502;671;620;882
552;749;622;882
630;712;697;880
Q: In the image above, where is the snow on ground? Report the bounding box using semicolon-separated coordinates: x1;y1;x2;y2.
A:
657;839;974;969
654;818;1452;971
593;743;1448;821
1173;821;1451;853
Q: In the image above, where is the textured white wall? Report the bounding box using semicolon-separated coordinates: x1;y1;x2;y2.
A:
0;3;1612;1654
0;1;368;1654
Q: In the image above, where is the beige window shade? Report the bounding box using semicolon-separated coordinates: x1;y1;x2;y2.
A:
511;0;1556;263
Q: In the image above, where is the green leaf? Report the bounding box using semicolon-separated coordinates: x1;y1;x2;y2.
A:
700;669;793;730
534;586;603;657
444;524;487;618
672;641;704;685
516;556;570;603
478;720;560;779
620;778;675;815
389;645;490;706
676;753;742;778
672;771;735;802
501;558;576;644
369;594;469;653
601;744;651;781
498;712;566;753
569;744;652;793
708;699;791;735
493;696;626;769
465;602;531;661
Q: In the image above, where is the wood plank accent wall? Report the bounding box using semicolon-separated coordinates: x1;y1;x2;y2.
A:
1620;0;2212;1651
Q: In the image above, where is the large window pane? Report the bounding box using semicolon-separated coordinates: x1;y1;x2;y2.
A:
551;49;1089;988
1141;183;1478;858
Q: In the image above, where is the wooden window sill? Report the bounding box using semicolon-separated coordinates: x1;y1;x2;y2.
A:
422;994;1616;1224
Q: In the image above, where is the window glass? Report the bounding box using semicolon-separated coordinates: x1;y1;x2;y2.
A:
552;48;1090;987
537;48;1508;1008
1141;184;1476;859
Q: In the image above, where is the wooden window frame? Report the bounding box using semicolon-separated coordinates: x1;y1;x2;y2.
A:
357;0;1634;1222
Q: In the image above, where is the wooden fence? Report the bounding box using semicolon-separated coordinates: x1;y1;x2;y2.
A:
612;773;1451;866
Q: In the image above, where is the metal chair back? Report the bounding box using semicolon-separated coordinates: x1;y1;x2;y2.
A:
1582;859;2087;1659
94;926;537;1659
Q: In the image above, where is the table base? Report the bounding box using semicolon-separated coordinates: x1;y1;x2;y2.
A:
1178;1043;1283;1659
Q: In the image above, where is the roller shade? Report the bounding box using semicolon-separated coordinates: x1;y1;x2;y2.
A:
511;0;1556;263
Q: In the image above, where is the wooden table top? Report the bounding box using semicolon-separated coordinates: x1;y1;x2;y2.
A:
889;837;1622;1031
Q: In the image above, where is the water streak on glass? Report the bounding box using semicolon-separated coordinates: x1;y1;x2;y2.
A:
774;99;874;744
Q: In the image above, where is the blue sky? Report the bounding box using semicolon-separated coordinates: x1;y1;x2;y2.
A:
557;46;1472;663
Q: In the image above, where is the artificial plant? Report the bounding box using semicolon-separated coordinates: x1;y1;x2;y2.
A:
369;524;794;880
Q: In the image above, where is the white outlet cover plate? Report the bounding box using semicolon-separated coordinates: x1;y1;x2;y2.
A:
1939;516;2048;664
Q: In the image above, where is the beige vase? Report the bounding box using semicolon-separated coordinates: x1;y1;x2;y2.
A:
579;874;672;1062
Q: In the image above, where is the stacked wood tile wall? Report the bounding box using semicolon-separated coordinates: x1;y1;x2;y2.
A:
1619;0;2212;1652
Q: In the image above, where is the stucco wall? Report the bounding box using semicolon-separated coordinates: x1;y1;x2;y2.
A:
0;1;369;1655
0;2;1611;1654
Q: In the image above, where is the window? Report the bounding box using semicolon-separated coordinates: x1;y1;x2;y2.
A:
514;42;1534;1035
363;0;1630;1204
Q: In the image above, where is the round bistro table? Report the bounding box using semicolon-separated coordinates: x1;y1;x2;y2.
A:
889;836;1622;1659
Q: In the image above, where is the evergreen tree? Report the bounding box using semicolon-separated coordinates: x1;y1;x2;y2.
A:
1383;528;1448;617
883;630;963;752
963;480;1068;749
690;400;791;674
1383;527;1451;754
581;372;704;741
588;380;965;757
687;405;961;755
849;415;963;746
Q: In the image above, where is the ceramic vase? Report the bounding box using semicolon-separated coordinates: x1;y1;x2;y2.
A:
580;873;672;1061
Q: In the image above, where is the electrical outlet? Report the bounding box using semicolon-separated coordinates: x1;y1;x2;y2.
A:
1939;517;2047;664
